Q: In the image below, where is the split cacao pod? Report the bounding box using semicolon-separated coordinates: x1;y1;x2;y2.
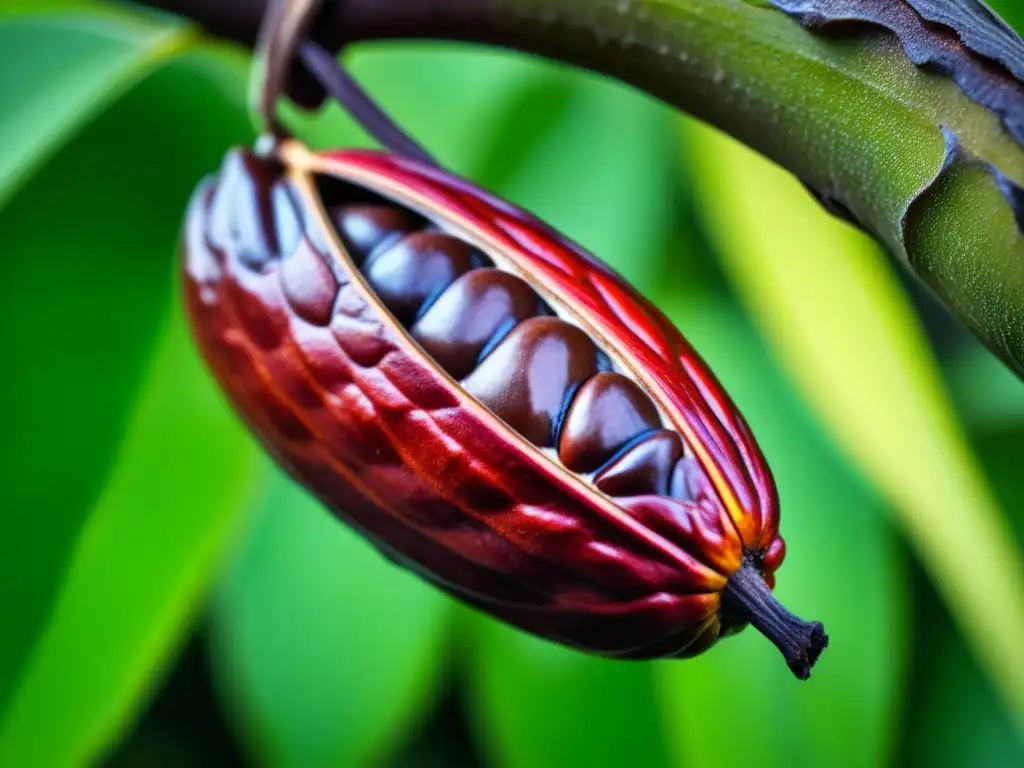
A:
183;139;825;676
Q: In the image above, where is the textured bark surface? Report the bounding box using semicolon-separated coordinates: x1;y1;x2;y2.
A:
770;0;1024;231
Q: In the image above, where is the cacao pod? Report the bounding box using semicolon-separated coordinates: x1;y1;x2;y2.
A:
183;139;826;677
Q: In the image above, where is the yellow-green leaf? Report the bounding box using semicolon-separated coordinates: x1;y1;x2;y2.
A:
684;117;1024;725
655;296;906;768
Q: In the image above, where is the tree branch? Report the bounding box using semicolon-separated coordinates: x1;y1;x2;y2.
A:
130;0;1024;386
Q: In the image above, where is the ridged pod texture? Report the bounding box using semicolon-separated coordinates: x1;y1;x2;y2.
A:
182;142;787;660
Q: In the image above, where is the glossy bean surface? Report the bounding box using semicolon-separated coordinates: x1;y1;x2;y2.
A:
410;268;544;379
461;316;601;447
558;371;662;473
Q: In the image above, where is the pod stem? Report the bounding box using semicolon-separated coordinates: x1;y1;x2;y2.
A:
721;562;828;680
297;40;438;167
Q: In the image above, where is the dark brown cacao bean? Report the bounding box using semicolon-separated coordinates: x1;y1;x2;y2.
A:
410;268;545;379
363;231;489;325
557;371;662;472
594;429;685;498
330;203;424;264
461;316;601;446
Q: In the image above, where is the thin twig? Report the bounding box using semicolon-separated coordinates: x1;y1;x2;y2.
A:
296;41;437;165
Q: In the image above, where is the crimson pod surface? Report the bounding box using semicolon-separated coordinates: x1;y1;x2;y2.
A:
183;139;825;677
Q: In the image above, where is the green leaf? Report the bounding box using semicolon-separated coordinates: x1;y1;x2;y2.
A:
472;68;677;292
973;427;1024;544
898;423;1024;760
464;68;579;194
0;11;191;211
901;579;1024;768
684;117;1024;725
469;622;671;768
0;48;260;764
655;296;906;768
209;470;451;768
0;299;260;767
946;341;1024;432
902;420;1024;763
349;47;555;173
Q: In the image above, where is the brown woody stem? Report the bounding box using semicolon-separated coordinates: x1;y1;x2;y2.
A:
721;562;828;680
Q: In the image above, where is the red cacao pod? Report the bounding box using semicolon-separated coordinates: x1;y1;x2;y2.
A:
183;139;826;676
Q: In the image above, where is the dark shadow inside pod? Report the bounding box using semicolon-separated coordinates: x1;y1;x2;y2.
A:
315;172;396;212
588;427;662;475
314;173;428;265
552;378;587;449
475;314;522;363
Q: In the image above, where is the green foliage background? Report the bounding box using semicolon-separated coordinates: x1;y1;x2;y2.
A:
1;1;1022;765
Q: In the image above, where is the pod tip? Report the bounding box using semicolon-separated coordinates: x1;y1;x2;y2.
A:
722;561;828;680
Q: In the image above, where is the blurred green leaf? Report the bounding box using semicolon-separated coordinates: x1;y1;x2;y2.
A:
895;420;1024;761
0;11;190;211
0;298;260;767
466;70;579;194
349;46;552;174
904;417;1024;763
901;576;1024;768
209;470;451;768
946;341;1024;433
685;118;1024;725
655;296;906;768
0;47;260;763
285;45;559;171
477;71;676;291
973;427;1024;545
469;622;670;768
